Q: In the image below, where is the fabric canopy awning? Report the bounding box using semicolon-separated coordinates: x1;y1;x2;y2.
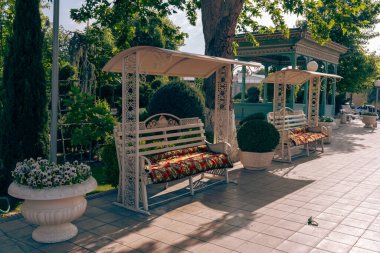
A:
103;46;261;78
262;69;342;85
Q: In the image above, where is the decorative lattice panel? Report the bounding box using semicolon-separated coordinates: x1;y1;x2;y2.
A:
308;76;321;127
120;53;140;209
272;72;287;159
214;65;231;143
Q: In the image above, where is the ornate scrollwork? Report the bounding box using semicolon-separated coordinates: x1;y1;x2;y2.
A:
145;115;179;129
308;76;320;127
120;53;139;209
214;65;231;143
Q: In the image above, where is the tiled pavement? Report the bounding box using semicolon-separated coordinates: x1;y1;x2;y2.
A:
2;120;380;252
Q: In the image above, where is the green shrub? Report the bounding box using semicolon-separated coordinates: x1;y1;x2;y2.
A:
151;79;163;90
99;136;119;187
63;86;115;146
139;82;154;108
234;92;248;100
148;80;205;121
139;108;150;121
320;116;334;122
237;120;280;153
247;87;260;103
239;112;266;126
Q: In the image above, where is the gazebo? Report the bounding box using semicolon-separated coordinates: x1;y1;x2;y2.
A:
234;28;347;119
102;46;260;213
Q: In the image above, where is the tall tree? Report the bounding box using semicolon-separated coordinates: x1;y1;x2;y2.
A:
0;0;48;194
0;0;15;76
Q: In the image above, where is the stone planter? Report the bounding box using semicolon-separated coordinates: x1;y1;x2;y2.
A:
239;150;274;170
8;177;97;243
362;115;377;128
319;122;335;144
333;119;340;130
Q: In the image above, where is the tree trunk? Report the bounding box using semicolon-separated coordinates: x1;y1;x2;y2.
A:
201;0;244;161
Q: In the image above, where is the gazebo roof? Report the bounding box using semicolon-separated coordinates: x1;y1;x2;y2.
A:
235;28;348;65
103;46;261;78
262;69;342;85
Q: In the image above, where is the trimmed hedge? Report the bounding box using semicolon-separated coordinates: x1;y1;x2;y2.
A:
148;81;205;121
239;112;266;126
237;120;280;153
99;136;119;187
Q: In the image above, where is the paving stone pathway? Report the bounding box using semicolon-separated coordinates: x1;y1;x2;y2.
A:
1;120;380;253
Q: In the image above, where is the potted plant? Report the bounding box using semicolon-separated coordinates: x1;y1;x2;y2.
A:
8;158;97;243
362;112;378;128
237;119;280;170
319;116;336;143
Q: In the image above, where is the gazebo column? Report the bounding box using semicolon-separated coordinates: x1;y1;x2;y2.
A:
264;65;269;102
241;66;246;102
331;64;337;115
289;53;297;108
321;62;328;116
214;65;231;143
120;53;140;211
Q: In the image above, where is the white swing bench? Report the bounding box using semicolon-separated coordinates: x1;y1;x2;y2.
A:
114;113;232;212
267;107;328;162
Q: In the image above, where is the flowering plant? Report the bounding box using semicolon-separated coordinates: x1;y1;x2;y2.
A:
319;116;334;122
12;158;92;189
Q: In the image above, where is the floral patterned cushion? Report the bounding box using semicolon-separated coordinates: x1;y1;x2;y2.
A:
289;127;306;134
147;145;232;184
289;132;328;146
147;145;208;164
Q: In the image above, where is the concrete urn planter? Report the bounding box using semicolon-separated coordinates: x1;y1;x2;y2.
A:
362;115;377;128
318;122;335;144
239;150;274;170
8;177;97;243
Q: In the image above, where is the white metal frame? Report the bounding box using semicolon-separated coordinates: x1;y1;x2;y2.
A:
103;46;259;214
264;69;341;163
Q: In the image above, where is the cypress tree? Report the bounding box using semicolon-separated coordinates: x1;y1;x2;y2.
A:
0;0;48;194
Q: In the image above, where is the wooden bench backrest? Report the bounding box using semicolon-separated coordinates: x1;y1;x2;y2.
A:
114;114;206;157
341;105;355;114
267;107;307;131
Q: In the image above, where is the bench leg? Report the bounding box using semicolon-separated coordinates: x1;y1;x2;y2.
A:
287;145;292;163
189;177;194;195
225;168;229;183
141;181;149;212
164;182;169;190
306;143;310;157
320;139;324;153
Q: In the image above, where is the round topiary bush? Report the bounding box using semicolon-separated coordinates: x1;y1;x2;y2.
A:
237;120;280;153
148;81;205;121
239;112;266;126
247;87;260;103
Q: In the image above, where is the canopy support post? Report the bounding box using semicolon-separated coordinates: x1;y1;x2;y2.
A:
308;77;321;127
214;65;231;144
321;62;328;116
332;64;337;116
289;54;297;108
120;52;140;211
273;71;287;160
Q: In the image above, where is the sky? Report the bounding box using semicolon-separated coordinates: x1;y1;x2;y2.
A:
44;1;380;55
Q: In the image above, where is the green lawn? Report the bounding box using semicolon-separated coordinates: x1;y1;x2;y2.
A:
88;162;115;195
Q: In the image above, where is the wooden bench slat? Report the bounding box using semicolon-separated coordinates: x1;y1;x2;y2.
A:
139;129;205;141
140;136;205;149
139;123;204;134
140;141;206;156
